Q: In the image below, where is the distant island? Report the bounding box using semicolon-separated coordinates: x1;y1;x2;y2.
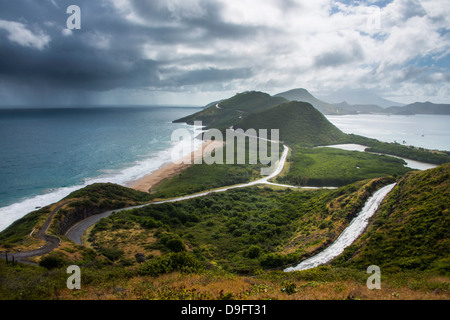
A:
274;88;450;115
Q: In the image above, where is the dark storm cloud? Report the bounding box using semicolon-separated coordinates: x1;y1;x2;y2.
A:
0;0;258;104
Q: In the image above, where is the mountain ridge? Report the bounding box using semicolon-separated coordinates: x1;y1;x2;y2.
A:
174;91;348;146
274;88;347;115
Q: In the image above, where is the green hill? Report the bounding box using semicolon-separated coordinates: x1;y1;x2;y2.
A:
173;91;287;130
235;101;347;146
333;163;450;273
174;91;347;147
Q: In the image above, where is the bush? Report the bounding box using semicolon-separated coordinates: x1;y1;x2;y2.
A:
166;238;186;253
39;255;65;269
99;247;124;262
260;253;287;269
246;245;262;259
138;252;204;277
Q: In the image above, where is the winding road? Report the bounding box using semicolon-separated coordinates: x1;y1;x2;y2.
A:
0;200;72;264
3;142;432;269
65;144;292;245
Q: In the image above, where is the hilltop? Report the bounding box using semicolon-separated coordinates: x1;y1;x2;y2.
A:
275;88;347;115
174;91;348;147
276;88;450;115
173;91;287;130
322;88;404;108
384;101;450;115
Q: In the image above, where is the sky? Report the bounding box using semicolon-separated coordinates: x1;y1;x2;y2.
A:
0;0;449;107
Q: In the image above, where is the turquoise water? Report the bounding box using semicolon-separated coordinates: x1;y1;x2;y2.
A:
0;106;201;231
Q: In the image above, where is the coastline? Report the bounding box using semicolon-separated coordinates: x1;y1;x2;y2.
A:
129;140;224;193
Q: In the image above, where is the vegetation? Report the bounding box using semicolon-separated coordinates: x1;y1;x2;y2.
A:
0;207;50;246
150;140;280;199
346;134;450;165
333;163;450;273
174;91;287;130
277;147;411;187
1;90;449;300
0;183;152;249
87;178;393;274
236;101;348;146
1;260;448;300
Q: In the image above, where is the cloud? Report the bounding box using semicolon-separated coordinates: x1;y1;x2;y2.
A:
314;41;365;68
0;0;448;105
0;19;50;50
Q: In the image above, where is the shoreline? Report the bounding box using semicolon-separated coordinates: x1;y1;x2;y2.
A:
129;140;224;193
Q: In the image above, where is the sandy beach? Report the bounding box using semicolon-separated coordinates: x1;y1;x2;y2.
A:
129;140;224;193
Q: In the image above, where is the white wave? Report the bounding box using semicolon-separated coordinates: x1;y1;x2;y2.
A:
0;124;203;232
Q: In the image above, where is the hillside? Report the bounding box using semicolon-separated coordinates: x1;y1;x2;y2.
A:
235;100;347;146
385;101;450;115
333;101;385;114
323;88;404;108
275;88;348;115
333;163;450;273
173;91;287;130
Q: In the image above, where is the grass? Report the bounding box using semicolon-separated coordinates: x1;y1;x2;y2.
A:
1;260;448;300
150;141;280;199
333;163;450;273
87;178;393;274
347;134;450;165
277;146;412;187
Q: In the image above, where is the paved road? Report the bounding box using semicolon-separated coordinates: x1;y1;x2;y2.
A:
66;144;291;245
0;200;72;264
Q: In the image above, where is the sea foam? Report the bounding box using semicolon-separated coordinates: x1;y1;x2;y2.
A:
0;125;203;232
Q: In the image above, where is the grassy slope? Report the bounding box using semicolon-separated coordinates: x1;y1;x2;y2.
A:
1;174;448;300
236;101;347;146
333;163;450;273
0;183;152;249
78;178;393;273
174;91;287;130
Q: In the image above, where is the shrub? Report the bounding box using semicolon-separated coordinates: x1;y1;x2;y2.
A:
166;238;186;253
39;255;65;269
99;247;124;262
246;245;262;259
260;253;287;269
138;252;204;277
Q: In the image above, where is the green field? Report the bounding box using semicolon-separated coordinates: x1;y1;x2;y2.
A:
277;147;412;187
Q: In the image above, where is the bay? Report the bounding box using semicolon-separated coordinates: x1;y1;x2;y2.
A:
0;106;201;231
326;114;450;151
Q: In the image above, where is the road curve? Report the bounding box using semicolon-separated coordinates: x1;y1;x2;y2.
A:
66;145;292;245
0;200;72;264
284;183;397;272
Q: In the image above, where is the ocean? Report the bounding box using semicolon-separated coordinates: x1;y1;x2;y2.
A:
0;109;449;232
0;106;202;231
